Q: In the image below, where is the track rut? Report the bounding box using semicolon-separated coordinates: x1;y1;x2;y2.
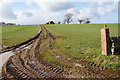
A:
2;25;65;79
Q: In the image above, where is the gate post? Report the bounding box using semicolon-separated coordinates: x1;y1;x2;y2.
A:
101;25;111;56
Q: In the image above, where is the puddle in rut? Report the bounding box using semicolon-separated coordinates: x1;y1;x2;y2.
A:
0;51;14;77
0;45;31;77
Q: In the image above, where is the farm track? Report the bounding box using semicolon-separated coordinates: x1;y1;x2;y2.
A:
2;25;65;79
1;25;120;79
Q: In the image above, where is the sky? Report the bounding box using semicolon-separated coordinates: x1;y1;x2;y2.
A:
0;0;119;25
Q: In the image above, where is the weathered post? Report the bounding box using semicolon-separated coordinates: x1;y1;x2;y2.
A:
101;25;111;56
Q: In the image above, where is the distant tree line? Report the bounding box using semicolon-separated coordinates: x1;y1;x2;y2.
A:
45;12;91;25
63;13;91;24
78;18;91;24
0;22;16;25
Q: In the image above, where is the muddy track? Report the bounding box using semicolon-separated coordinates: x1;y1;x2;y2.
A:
2;25;65;79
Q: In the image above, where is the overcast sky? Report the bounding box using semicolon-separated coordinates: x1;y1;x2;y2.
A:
0;0;119;25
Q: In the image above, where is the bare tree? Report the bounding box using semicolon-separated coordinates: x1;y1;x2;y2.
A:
58;21;61;24
78;19;84;24
84;18;91;24
64;13;73;24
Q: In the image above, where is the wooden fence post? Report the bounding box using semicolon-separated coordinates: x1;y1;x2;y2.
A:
101;25;111;56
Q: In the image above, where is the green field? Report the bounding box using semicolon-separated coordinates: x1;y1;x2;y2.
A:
1;24;120;70
0;25;40;47
45;24;119;70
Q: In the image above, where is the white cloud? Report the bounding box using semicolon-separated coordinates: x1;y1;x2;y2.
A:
97;2;118;16
78;7;99;19
33;0;73;12
97;5;114;16
0;0;17;20
0;0;69;24
67;8;79;14
4;9;65;25
22;12;33;17
1;5;17;19
78;2;118;19
25;0;33;6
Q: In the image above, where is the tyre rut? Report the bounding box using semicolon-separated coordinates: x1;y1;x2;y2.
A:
2;25;65;79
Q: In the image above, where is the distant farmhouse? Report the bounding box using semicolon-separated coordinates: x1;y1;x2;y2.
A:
46;21;55;24
0;22;16;25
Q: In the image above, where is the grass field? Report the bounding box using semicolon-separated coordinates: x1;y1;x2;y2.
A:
0;25;40;47
1;24;120;70
45;24;119;70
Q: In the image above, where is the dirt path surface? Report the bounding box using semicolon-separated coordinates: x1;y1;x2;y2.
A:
1;25;120;79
